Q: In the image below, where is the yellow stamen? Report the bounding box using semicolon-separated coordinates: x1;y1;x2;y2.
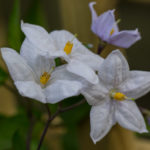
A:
64;34;77;55
110;19;121;36
64;41;73;55
40;72;50;85
110;91;135;101
113;92;126;101
110;28;115;35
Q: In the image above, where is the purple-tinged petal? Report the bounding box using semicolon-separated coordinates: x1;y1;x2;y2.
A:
89;3;116;41
89;2;98;22
108;29;141;48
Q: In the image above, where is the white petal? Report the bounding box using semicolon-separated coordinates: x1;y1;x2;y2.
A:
119;71;150;99
82;82;109;105
15;81;46;103
21;21;56;53
67;59;99;84
90;100;115;144
98;50;129;89
44;80;82;104
49;30;83;52
49;30;103;69
72;49;104;70
20;39;55;78
51;65;83;82
115;100;147;133
1;48;36;82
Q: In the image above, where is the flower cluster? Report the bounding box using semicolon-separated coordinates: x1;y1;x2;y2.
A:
1;1;150;144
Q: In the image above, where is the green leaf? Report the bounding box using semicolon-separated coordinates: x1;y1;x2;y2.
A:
8;0;22;51
0;67;8;85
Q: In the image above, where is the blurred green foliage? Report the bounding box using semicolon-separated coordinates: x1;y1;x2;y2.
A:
8;0;21;51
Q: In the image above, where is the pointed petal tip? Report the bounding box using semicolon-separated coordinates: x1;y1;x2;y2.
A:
90;134;98;144
110;49;123;56
139;128;148;133
89;1;96;7
1;47;15;55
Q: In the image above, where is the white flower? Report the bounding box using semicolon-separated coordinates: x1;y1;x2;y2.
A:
82;50;149;144
1;42;83;103
21;21;104;84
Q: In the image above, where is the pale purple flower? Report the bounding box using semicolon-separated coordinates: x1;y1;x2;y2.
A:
89;2;141;48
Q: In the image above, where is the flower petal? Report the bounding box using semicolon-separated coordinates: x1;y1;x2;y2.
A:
115;100;147;133
51;65;83;83
90;100;115;144
67;59;99;84
44;80;82;104
21;21;55;53
20;39;55;78
1;48;36;82
89;2;98;22
119;71;150;99
82;82;109;105
72;50;104;70
108;29;141;48
98;50;129;89
89;5;116;41
15;81;46;103
49;30;83;52
49;30;103;69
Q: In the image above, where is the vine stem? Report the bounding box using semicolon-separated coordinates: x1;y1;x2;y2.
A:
37;99;86;150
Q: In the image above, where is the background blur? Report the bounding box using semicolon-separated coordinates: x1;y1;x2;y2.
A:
1;0;150;150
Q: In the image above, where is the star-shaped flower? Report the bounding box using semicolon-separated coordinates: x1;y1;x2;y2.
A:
1;41;83;103
89;2;141;48
21;21;103;84
82;50;149;143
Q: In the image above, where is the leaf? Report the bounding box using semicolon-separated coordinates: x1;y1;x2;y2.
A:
8;0;22;51
0;67;8;85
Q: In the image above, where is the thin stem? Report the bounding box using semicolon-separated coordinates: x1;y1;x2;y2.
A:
97;40;106;55
45;104;51;117
60;99;86;113
37;99;86;150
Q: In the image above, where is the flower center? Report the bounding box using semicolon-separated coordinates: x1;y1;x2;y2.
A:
109;19;121;36
40;72;50;85
113;92;126;101
40;67;54;85
110;90;134;101
64;34;77;55
110;29;115;36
